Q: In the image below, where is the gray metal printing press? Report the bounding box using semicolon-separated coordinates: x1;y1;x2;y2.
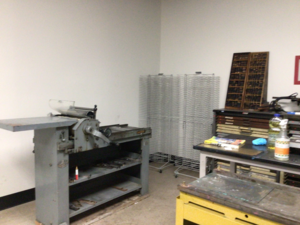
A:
0;100;151;225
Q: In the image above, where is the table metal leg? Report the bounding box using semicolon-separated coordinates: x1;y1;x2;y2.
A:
230;162;236;173
200;152;207;178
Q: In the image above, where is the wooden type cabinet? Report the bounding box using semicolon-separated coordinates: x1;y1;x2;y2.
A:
225;52;269;110
211;109;300;187
214;109;272;139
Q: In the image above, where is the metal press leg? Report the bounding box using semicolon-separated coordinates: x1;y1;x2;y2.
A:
140;138;149;195
34;127;69;225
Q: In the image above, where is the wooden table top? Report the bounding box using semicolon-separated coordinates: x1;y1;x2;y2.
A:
178;170;300;225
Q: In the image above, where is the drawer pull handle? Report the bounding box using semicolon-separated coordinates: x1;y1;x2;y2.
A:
235;217;258;225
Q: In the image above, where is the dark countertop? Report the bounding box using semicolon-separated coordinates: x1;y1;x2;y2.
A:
256;150;300;168
194;134;300;169
213;108;300;120
214;108;279;115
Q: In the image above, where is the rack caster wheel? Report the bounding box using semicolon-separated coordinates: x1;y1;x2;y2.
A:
175;174;178;178
159;169;162;173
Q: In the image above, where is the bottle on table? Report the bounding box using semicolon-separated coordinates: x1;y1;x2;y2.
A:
275;119;290;161
267;114;281;149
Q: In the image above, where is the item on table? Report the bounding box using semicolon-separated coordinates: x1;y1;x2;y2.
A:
204;136;245;149
252;138;267;146
267;114;281;149
275;119;290;161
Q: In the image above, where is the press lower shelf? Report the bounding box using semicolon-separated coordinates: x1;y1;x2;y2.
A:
69;156;141;186
69;178;141;217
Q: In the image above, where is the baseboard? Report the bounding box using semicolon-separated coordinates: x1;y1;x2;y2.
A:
0;188;35;211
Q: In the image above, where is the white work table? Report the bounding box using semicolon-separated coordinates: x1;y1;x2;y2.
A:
194;136;300;179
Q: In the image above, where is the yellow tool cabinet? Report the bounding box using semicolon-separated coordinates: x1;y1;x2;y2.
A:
176;191;282;225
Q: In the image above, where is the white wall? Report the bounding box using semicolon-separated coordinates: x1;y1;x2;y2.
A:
2;0;300;198
160;0;300;107
0;0;160;197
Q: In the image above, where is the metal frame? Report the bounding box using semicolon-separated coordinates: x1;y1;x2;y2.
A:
140;74;220;177
149;152;173;173
294;55;300;85
174;156;199;179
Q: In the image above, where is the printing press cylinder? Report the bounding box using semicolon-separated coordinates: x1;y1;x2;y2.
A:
71;118;110;152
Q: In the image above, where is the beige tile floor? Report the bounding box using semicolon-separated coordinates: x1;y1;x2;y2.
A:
0;165;196;225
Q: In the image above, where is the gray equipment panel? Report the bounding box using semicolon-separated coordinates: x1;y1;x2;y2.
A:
72;118;109;152
0;117;77;132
